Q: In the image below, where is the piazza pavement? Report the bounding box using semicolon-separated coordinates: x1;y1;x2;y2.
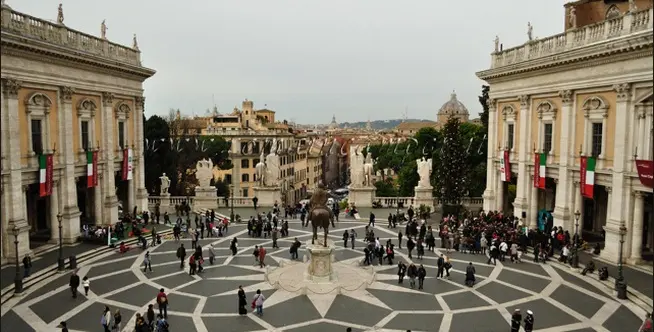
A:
0;213;649;332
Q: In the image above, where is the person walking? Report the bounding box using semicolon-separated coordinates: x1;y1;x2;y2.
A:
176;244;186;269
22;254;32;278
143;251;153;272
524;310;534;332
238;285;248;315
407;263;417;289
82;276;90;296
397;261;406;284
146;304;155;330
436;254;445;278
112;309;122;332
258;246;267;268
417;264;426;290
510;309;522;332
350;229;356;249
101;305;111;332
208;244;216;264
156;288;168;319
639;312;653;332
343;230;349;248
57;321;69;332
253;289;266;316
69;270;80;299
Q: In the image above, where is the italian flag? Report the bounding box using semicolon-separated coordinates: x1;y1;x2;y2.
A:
87;151;98;188
534;152;546;189
580;156;595;198
39;154;53;197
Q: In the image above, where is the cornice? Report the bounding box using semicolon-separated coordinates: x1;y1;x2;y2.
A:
1;31;156;81
477;31;653;82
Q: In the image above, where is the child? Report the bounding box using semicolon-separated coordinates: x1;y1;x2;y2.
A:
82;276;90;296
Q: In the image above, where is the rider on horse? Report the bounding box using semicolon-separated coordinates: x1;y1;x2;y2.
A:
308;181;336;228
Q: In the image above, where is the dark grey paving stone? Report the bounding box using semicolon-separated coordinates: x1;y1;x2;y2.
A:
200;265;263;279
567;329;597;332
379;277;463;294
228;256;279;267
164;314;197;331
86;258;135;278
165;293;199;313
367;289;441;310
109;247;145;258
477;281;532;304
442;291;491;310
151;241;188;253
444;251;492;264
92;271;140;295
333;249;364;261
146;262;186;279
285;322;363;332
602;305;643;332
510;298;579;329
203;289;276;313
550;284;605;318
0;309;36;332
504;262;546;275
449;261;495;277
324;294;392;326
451;309;509;332
384;313;444;331
17;273;69;304
259;295;321;327
106;283;160;307
153;273;197;290
497;269;550;293
202;315;264;332
180;279;261;297
66;301;135;331
29;288;87;324
553;266;607;297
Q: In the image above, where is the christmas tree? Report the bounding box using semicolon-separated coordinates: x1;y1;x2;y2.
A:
435;116;469;212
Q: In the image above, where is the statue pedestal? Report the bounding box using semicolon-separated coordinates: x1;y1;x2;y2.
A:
159;193;171;209
306;241;336;282
348;187;375;208
414;186;434;211
253;186;281;207
194;187;217;210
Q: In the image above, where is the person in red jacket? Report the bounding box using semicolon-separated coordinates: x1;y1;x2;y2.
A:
258;246;266;268
156;288;168;319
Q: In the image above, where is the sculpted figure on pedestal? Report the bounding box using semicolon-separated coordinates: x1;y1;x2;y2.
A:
101;20;108;39
494;35;500;52
255;151;267;187
57;4;64;24
132;33;139;50
363;154;374;187
264;140;280;187
416;157;433;188
527;22;533;41
159;173;170;195
195;158;214;188
349;147;365;187
569;7;577;29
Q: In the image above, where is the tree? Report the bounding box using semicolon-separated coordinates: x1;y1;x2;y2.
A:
435;116;469;213
374;178;396;197
479;85;490;132
144;115;176;195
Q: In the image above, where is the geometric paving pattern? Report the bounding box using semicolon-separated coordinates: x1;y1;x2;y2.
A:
1;219;647;331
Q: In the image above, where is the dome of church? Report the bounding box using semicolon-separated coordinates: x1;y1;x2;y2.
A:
438;91;468;116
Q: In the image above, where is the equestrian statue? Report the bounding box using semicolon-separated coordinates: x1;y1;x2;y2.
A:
308;181;336;247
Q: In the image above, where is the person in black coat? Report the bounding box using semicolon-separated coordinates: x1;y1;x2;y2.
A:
237;285;247;315
69;271;80;298
417;264;427;290
397;261;406;283
510;309;522;332
524;310;534;332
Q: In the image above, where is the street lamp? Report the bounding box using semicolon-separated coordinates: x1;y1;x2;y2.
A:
13;225;23;294
57;213;65;271
572;210;581;268
229;185;235;223
616;224;628;299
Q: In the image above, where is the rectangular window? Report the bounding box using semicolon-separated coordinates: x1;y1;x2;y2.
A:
81;120;90;151
118;121;125;149
591;122;603;157
225;174;232;184
507;124;515;150
241;159;249;169
242;188;249;197
543;123;553;153
31;119;43;154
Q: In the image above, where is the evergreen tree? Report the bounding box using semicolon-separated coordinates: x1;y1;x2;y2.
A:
435;116;469;211
478;85;490;132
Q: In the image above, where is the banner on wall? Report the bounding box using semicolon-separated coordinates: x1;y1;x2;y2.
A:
39;154;54;197
122;148;133;181
499;150;511;182
534;153;546;189
87;151;98;188
580;156;596;199
635;159;654;188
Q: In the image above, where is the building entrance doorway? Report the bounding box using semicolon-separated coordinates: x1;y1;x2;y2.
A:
27;183;49;244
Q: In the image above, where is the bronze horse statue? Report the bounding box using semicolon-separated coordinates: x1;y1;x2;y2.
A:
310;206;335;247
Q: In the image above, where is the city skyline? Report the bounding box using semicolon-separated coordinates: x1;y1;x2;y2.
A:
14;0;567;123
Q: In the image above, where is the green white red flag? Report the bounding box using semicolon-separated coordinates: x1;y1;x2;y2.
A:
580;156;595;198
87;151;98;188
500;150;511;182
39;154;53;197
534;152;546;189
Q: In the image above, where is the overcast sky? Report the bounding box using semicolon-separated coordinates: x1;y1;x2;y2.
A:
13;0;567;124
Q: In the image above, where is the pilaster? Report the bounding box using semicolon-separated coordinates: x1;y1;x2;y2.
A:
58;86;81;242
629;191;644;264
529;174;538;228
553;90;574;229
134;96;148;211
102;92;119;224
482;99;497;211
513;95;530;218
607;84;631;231
94;173;103;225
49;180;60;243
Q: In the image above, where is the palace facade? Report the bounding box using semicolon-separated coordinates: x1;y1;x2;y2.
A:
1;3;155;262
477;1;653;264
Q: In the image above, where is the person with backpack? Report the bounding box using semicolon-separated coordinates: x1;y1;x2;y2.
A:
156;314;169;332
156;288;168;319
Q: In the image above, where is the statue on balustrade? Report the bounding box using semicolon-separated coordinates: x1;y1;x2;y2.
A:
416;157;433;188
629;0;637;12
527;22;533;41
159;173;170;195
494;36;499;53
101;20;108;39
569;7;577;29
57;4;64;25
195;158;214;188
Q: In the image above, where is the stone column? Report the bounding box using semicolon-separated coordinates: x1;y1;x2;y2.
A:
553;90;574;230
513;95;530;219
2;78;30;259
604;186;612;232
496;172;504;212
49;180;60;242
134;97;148;211
94;173;103;225
629;191;644;264
529;174;538;228
571;181;582;234
602;84;631;263
102;92;119;225
58;87;81;243
482;99;497;211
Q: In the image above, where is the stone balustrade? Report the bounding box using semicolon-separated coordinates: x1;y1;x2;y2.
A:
147;196;253;209
491;8;652;69
1;6;141;65
374;197;484;209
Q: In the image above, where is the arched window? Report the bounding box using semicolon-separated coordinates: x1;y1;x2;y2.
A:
241;174;249;182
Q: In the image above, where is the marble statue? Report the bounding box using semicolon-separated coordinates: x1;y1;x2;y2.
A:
159;173;170;195
527;22;533;41
363;154;374;187
349;147;365;187
255;151;266;187
629;0;637;12
264;141;280;187
132;33;139;50
101;20;108;39
416;157;433;188
195;158;214;188
57;4;64;24
569;7;577;29
494;35;500;52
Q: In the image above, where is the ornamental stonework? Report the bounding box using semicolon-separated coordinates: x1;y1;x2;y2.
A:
2;78;22;99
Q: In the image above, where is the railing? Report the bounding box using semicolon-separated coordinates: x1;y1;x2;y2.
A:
374;197;484;208
491;8;653;69
1;6;141;66
147;196;254;209
376;197;415;207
